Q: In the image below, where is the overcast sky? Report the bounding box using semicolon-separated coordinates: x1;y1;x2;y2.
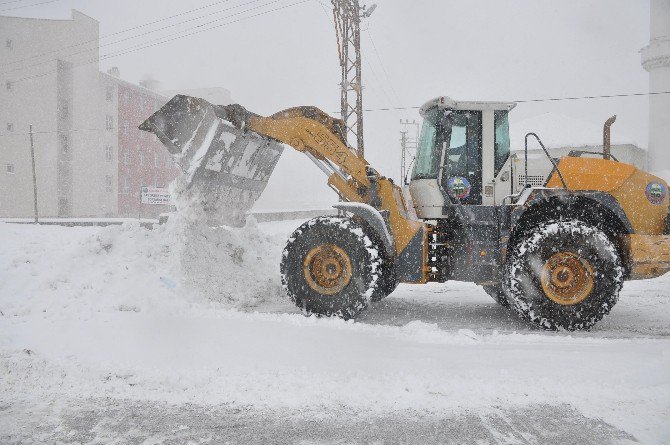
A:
3;0;652;209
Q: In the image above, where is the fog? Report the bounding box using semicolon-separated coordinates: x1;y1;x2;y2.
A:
4;0;651;209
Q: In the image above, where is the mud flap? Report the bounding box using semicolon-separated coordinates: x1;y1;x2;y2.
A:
139;95;283;227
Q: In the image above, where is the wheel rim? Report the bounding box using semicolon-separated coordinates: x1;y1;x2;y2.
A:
303;244;352;295
540;251;595;305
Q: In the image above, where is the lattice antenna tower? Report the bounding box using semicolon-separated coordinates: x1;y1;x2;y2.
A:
331;1;376;157
400;119;419;184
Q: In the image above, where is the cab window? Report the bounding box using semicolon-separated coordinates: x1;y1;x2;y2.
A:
412;108;440;179
494;110;510;177
442;110;482;205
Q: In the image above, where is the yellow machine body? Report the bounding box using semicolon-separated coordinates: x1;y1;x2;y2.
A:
546;157;670;279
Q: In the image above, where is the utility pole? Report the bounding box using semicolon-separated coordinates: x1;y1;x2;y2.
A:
29;124;39;223
400;129;407;183
331;0;375;157
399;119;419;184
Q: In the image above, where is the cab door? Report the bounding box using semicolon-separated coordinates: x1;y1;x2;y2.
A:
491;109;513;205
439;110;483;205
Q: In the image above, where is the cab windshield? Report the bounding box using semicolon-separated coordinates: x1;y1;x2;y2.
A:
412;107;440;180
412;107;482;181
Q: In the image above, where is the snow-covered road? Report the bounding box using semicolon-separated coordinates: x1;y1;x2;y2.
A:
1;220;669;444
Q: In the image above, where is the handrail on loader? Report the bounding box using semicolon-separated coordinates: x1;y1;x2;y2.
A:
524;132;568;190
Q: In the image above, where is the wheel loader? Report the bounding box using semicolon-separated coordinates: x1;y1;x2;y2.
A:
140;94;670;331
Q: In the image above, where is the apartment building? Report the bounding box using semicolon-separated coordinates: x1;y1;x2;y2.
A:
0;9;226;219
0;10;112;217
102;71;178;218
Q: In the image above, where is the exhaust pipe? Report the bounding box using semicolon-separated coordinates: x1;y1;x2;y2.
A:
603;115;616;161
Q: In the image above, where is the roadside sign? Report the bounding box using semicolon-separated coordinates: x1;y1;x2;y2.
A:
141;187;172;205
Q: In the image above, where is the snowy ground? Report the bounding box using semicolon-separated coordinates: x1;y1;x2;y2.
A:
1;219;669;444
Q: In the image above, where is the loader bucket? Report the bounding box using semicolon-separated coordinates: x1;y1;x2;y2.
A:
139;95;283;227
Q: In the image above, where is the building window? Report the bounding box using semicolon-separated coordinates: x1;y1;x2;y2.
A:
60;134;69;153
105;86;114;101
6;123;13;132
123;90;130;103
105;175;113;192
138;151;144;166
122;121;129;134
59;100;69;119
122;150;130;165
121;176;130;194
6;40;12;50
154;152;160;167
58;198;69;216
105;146;113;162
6;163;15;174
5;81;12;91
105;115;114;130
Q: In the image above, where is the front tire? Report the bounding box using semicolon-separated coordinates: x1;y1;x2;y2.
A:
482;285;510;308
370;259;399;302
281;216;382;319
503;220;623;331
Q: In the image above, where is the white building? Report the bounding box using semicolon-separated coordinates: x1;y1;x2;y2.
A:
510;112;647;169
0;10;118;217
0;10;232;218
641;0;670;173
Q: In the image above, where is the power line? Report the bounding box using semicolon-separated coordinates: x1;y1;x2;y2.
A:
6;0;310;86
0;0;60;12
362;58;395;109
0;0;35;6
99;0;309;60
1;0;276;76
3;89;668;138
3;0;239;68
515;91;670;103
365;28;401;107
346;91;670;113
0;126;115;138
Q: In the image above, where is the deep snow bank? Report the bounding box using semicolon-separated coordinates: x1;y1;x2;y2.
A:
0;214;287;318
174;211;285;308
2;222;670;443
169;171;287;308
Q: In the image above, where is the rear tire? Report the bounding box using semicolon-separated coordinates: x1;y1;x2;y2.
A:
281;216;382;319
503;220;623;331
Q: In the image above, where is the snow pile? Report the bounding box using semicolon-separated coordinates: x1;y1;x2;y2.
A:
1;222;670;442
174;209;285;308
167;169;286;308
0;221;178;318
0;216;286;319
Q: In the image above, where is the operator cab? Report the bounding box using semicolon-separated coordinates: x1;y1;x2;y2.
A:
409;96;516;218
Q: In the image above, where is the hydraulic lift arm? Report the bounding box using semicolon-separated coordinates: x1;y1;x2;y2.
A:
212;101;425;261
213;102;371;204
